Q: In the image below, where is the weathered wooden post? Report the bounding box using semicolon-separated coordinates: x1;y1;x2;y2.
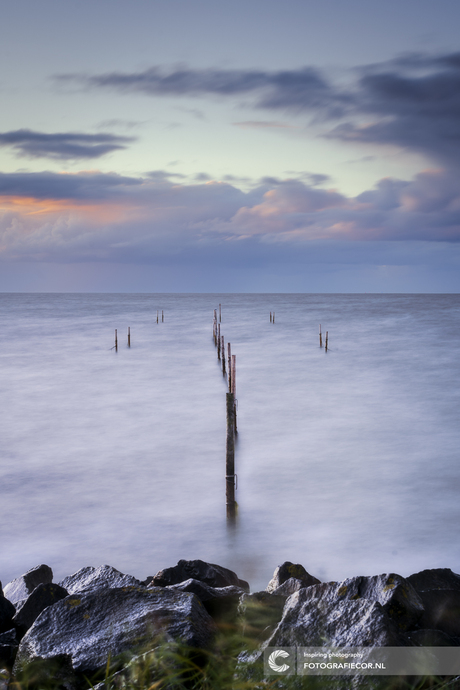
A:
273;312;275;323
227;342;232;391
128;327;130;347
157;311;159;324
325;331;328;352
217;323;221;359
219;303;222;323
319;324;323;348
115;329;118;352
221;335;226;375
270;311;272;323
226;392;236;520
231;354;237;434
213;310;217;345
162;310;164;323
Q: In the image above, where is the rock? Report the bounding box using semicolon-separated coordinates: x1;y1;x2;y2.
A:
3;565;53;605
335;573;424;632
166;578;246;620
59;565;141;594
13;583;69;638
14;585;216;677
265;584;404;648
407;567;460;593
271;577;307;596
266;562;320;593
0;596;15;636
403;628;459;646
0;668;10;690
238;592;286;642
151;559;249;592
0;629;18;667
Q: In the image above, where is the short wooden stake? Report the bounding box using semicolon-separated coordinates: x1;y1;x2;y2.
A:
128;327;130;347
226;392;236;520
325;331;328;352
319;324;323;348
115;329;118;352
162;310;164;323
219;303;222;323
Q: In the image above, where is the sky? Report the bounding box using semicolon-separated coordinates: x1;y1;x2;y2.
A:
1;0;460;292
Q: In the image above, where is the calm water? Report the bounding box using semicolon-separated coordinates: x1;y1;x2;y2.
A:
1;293;459;591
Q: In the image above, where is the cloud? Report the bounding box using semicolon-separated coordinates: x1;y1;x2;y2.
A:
233;120;295;129
0;129;135;160
1;168;460;267
55;53;460;167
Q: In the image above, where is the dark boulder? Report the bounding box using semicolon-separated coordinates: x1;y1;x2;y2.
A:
14;585;216;677
166;578;246;621
266;562;320;593
0;595;15;635
406;568;460;637
59;565;141;595
0;629;18;666
151;559;249;592
408;568;460;593
3;565;53;605
13;583;69;638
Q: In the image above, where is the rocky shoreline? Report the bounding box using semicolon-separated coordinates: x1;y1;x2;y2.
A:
1;560;460;689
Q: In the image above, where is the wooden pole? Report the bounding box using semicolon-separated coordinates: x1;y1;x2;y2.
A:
226;392;236;520
231;354;237;434
319;324;323;348
156;311;159;324
219;303;222;323
221;335;226;374
325;331;328;352
162;310;164;323
217;324;221;359
273;312;275;324
227;342;232;391
270;311;272;323
128;327;130;347
115;329;118;352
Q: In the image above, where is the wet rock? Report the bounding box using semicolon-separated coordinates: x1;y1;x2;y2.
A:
13;583;69;638
0;630;18;667
238;591;286;642
151;559;249;592
0;596;15;636
14;585;216;676
166;578;246;621
266;562;320;593
59;565;141;595
3;565;53;606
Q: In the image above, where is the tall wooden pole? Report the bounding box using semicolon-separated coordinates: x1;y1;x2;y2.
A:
319;324;323;348
226;392;236;520
221;335;226;374
128;327;130;347
217;324;221;359
227;342;232;391
219;303;222;323
115;329;118;352
325;331;328;352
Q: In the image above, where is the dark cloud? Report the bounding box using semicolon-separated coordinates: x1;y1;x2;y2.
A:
0;171;142;200
56;53;460;167
55;65;344;117
0;129;135;160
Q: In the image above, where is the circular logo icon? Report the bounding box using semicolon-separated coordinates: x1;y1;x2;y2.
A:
268;649;290;673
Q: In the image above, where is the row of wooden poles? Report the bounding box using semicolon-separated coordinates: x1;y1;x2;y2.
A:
319;324;329;352
113;311;166;351
212;304;237;520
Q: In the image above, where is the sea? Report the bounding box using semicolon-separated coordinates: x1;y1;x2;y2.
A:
1;293;459;591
